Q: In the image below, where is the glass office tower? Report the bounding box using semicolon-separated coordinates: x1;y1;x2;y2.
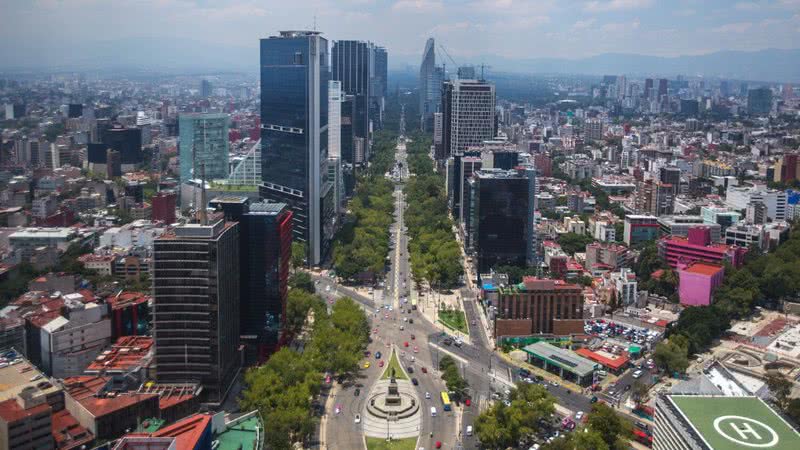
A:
178;113;230;182
260;30;332;265
332;40;371;164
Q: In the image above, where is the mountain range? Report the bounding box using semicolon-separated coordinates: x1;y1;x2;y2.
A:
1;37;798;82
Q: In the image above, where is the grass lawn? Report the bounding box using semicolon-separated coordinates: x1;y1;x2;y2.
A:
439;309;468;334
380;350;408;380
365;437;418;450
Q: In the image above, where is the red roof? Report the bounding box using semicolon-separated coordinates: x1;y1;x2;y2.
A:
106;291;150;310
85;336;153;373
62;376;157;418
576;348;630;370
0;398;51;423
682;261;724;277
52;409;94;449
152;414;212;450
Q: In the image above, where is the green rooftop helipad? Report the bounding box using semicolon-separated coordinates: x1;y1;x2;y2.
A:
669;395;800;450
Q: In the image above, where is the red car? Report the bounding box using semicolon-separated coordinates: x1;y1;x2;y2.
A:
404;341;409;347
421;367;428;374
465;398;471;407
435;441;442;449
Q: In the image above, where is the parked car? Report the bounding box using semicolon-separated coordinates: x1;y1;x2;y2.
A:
412;378;419;386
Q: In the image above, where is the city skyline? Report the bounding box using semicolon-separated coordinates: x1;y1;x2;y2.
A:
1;0;799;74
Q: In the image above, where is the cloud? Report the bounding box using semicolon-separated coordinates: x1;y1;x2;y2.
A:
601;17;640;32
734;1;760;10
572;18;596;30
711;22;754;33
673;8;695;16
391;0;443;12
584;0;653;13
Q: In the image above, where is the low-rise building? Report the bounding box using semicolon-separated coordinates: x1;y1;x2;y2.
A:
659;227;746;269
494;278;584;338
623;215;659;246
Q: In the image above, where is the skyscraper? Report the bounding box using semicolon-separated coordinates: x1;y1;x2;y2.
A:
178;113;230;182
748;87;773;115
210;197;293;363
371;46;388;130
442;78;496;219
419;37;443;130
644;78;654;99
332;40;371;162
200;79;212;97
153;218;241;404
658;78;668;98
464;167;537;272
329;80;342;160
260;31;333;266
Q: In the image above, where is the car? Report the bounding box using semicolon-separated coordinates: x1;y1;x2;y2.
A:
435;441;442;449
632;370;643;379
403;317;408;322
425;391;431;399
409;318;414;324
400;325;405;331
354;414;361;424
410;334;416;340
379;360;385;367
466;425;473;436
442;338;453;346
363;362;370;369
608;390;616;397
624;384;632;391
411;356;416;362
401;351;406;357
375;351;382;359
574;411;584;421
465;398;471;407
454;339;463;347
413;346;419;353
412;378;419;386
404;341;409;347
325;285;331;292
590;396;598;403
355;388;361;396
551;381;559;387
421;367;428;373
635;421;649;432
407;367;414;374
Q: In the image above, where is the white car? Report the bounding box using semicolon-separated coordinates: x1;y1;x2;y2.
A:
575;411;584;421
354;414;361;424
425;392;431;399
632;370;643;379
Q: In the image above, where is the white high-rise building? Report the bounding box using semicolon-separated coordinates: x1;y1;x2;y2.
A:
444;79;496;156
328;80;342;159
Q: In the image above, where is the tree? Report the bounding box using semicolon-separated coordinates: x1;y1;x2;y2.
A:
557;232;595;255
586;403;630;450
786;398;800;423
766;372;793;410
653;334;690;375
545;429;610;450
630;381;649;405
474;382;555;449
291;241;306;270
289;272;315;293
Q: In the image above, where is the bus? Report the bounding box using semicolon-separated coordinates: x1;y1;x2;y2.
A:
440;392;452;411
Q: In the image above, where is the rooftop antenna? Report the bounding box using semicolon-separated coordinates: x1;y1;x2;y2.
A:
199;163;208;225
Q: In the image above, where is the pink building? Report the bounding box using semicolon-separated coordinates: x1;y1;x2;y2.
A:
678;261;725;307
659;226;746;269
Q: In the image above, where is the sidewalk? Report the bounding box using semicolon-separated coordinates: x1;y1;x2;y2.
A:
318;382;341;450
414;281;472;344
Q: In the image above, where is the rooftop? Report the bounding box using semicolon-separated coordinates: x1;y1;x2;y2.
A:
682;262;725;277
152;413;212;450
668;395;800;450
84;336;153;374
52;409;94;449
215;413;263;450
523;342;597;377
0;351;61;403
62;376;157;418
575;348;629;370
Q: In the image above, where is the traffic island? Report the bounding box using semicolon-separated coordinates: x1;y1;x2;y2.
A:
362;347;422;440
365;436;419;450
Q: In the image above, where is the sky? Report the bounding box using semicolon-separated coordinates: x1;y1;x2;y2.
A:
1;0;799;68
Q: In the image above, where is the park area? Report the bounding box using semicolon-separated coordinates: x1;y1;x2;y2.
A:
439;309;468;334
381;349;408;380
366;437;418;450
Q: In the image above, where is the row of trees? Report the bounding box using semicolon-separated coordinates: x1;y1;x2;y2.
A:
331;132;398;282
404;133;463;288
240;293;369;449
474;382;631;450
656;227;800;376
438;355;469;401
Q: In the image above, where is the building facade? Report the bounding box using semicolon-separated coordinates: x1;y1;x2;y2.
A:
260;31;333;265
178;113;230;183
494;278;584;338
153;219;241;404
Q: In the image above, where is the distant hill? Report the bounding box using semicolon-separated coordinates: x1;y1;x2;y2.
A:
1;37;798;82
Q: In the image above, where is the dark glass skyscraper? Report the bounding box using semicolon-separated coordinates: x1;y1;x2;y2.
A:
210;197;293;363
260;30;332;265
464;168;537;273
332;40;371;164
